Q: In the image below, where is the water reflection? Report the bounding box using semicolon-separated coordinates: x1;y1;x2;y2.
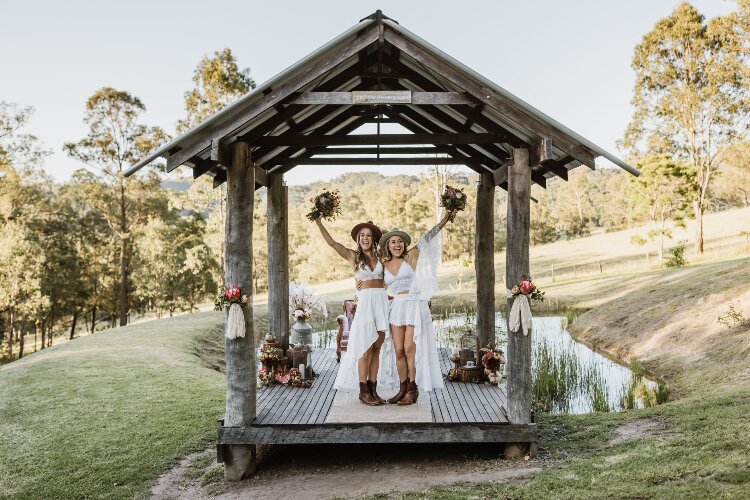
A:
310;312;665;414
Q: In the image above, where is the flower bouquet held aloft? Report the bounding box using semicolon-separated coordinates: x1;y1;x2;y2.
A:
507;274;544;336
306;189;341;222
439;185;467;221
215;285;250;339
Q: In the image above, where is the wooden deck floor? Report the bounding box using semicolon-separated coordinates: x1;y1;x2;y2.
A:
218;348;537;448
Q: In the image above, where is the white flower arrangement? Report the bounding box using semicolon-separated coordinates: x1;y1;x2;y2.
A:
289;282;328;321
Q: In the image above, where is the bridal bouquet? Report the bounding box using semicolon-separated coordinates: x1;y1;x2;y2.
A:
306;189;341;222
440;185;467;221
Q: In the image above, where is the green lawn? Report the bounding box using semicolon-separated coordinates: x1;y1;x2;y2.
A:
0;312;226;499
2;256;750;498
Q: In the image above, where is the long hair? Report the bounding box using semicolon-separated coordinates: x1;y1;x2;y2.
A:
354;241;379;270
382;237;408;262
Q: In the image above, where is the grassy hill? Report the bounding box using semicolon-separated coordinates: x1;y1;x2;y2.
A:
0;313;225;499
2;208;749;498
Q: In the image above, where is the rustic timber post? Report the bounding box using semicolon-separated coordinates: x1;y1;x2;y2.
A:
506;147;532;426
223;142;257;480
475;172;496;348
267;174;290;351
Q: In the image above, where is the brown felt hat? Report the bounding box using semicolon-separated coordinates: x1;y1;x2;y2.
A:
350;221;383;243
379;228;412;250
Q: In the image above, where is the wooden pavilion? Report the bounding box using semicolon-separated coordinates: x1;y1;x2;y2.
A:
126;11;637;480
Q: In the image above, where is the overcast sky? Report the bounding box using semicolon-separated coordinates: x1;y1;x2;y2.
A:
1;0;736;185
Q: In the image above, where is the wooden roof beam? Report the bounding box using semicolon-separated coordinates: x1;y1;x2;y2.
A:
277;157;485;166
253;132;502;148
289;91;475;105
307;146;441;155
381;57;529;148
383;27;597;168
392;105;508;167
386;113;492;175
166;23;382;173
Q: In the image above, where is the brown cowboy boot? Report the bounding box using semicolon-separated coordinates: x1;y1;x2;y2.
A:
387;379;409;404
359;382;379;406
398;380;418;406
368;380;387;405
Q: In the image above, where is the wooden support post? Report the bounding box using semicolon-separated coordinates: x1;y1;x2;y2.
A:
267;173;290;352
475;172;495;349
506;147;532;423
223;142;257;480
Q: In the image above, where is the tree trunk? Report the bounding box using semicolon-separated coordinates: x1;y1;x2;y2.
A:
40;318;46;350
475;172;495;348
70;309;78;340
91;306;97;333
506;147;532;426
119;178;129;326
267;174;290;352
8;308;14;361
19;317;26;359
693;200;704;255
223;142;257;480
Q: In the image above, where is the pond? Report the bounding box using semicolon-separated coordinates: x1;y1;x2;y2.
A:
308;311;667;415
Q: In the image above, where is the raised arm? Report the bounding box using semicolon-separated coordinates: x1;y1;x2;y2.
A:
315;218;356;264
406;211;453;266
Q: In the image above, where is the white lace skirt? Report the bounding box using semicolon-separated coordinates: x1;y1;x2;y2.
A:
334;288;397;389
382;294;444;391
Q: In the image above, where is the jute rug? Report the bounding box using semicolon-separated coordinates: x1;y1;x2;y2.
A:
325;389;433;423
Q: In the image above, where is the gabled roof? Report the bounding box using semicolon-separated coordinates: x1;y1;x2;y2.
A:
126;11;638;188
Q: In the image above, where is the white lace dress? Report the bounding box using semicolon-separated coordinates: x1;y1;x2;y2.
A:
381;229;445;391
333;261;397;389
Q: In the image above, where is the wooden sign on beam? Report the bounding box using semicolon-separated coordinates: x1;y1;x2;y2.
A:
289;91;476;106
352;90;411;104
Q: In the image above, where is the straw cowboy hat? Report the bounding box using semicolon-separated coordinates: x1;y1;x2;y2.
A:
379;228;412;250
350;221;383;243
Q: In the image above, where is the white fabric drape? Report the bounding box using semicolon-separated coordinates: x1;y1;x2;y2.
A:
226;303;246;339
506;291;532;336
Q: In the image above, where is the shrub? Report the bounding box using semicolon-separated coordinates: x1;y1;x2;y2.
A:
665;240;688;268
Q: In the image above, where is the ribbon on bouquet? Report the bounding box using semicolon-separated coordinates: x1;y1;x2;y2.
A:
506;290;532;336
226;303;246;339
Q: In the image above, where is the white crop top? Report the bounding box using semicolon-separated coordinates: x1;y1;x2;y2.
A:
384;261;415;294
354;260;384;282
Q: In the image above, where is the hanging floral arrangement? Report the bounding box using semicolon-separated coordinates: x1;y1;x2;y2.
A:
214;285;250;339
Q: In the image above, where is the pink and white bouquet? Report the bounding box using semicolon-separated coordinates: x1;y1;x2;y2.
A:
510;274;544;302
214;284;250;311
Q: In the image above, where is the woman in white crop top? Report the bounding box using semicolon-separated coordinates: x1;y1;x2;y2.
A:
365;211;454;405
315;217;392;406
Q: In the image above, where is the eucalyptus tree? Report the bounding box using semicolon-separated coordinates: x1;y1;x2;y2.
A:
624;2;750;254
65;88;168;326
178;48;256;285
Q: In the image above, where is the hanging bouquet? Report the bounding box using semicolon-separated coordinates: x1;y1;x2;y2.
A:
306;189;342;222
510;274;545;302
439;185;467;221
507;274;544;336
289;282;328;321
215;285;251;339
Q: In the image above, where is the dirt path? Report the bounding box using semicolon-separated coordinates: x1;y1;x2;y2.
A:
151;443;545;499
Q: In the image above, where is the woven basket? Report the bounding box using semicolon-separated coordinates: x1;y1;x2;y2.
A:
460;366;482;383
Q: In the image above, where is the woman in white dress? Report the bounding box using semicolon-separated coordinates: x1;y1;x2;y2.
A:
371;212;453;405
315;218;391;406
